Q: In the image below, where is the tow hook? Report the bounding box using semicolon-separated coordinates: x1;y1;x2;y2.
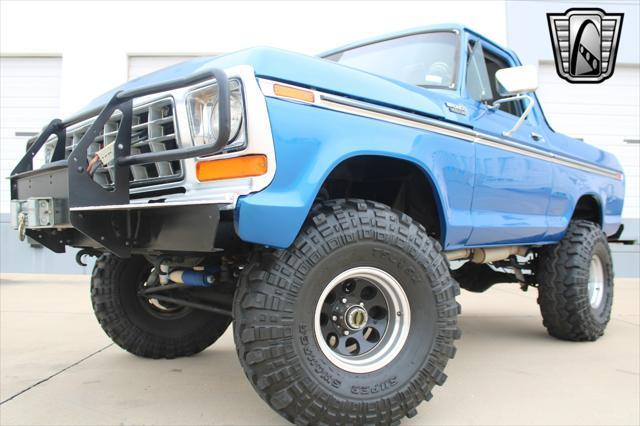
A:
75;249;102;266
17;212;27;242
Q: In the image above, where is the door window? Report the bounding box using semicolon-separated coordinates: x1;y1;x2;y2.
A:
465;41;523;116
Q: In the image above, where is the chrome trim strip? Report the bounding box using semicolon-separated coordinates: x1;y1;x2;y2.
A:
319;94;477;142
259;79;622;180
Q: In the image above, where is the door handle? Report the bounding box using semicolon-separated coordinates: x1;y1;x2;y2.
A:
530;132;545;142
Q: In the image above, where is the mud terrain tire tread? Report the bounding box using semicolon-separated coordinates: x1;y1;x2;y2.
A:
91;254;231;359
536;220;614;341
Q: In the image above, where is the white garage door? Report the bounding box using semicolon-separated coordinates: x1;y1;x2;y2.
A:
128;55;203;81
0;56;62;213
536;62;640;220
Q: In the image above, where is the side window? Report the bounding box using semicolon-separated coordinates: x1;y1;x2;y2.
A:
465;42;493;102
483;52;523;116
465;41;523;117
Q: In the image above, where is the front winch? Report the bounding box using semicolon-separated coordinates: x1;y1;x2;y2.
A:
10;197;69;234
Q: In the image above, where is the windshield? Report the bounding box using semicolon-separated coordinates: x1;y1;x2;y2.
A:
324;32;459;89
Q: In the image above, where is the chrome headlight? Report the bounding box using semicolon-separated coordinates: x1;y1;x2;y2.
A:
186;79;243;149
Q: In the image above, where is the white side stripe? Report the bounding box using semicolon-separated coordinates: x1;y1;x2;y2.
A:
259;79;623;181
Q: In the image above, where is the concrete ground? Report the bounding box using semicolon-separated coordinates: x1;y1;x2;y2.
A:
0;274;638;426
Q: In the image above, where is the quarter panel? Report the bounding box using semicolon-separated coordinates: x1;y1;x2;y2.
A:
546;165;624;239
235;98;476;249
544;126;625;239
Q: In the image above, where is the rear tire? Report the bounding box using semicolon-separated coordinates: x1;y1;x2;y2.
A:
536;220;614;341
91;254;231;359
233;199;460;425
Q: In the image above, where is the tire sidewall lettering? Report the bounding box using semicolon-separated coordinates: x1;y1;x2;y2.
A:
299;324;342;389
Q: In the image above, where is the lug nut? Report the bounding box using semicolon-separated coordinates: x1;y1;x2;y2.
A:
332;315;338;322
359;302;364;307
341;298;347;304
343;330;349;336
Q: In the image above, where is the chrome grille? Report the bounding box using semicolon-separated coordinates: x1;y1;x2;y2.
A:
64;98;182;187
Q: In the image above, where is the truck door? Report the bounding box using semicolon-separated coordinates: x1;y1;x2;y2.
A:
463;39;552;245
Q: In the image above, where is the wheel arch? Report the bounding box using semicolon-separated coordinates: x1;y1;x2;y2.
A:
570;193;604;227
316;154;448;241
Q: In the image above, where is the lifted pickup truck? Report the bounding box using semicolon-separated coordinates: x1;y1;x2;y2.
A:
10;24;625;425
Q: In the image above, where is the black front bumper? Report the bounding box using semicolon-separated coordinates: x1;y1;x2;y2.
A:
9;68;232;258
12;163;222;257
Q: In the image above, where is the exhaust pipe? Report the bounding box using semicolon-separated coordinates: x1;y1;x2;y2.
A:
445;246;528;263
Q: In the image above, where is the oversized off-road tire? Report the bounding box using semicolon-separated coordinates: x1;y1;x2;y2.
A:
91;254;231;358
233;199;460;425
536;220;614;341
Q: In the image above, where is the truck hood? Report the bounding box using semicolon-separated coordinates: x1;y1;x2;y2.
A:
83;47;454;123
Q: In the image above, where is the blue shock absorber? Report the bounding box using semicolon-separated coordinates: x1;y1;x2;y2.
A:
169;266;219;287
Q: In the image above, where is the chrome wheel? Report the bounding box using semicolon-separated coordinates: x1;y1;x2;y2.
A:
314;267;411;373
588;255;605;309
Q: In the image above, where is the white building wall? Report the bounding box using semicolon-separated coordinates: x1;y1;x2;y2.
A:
1;0;507;115
0;57;62;213
128;56;203;81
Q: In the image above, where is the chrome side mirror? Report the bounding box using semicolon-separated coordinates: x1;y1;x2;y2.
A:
495;64;538;96
490;65;538;137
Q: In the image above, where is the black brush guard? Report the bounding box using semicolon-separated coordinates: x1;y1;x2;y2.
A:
10;69;231;257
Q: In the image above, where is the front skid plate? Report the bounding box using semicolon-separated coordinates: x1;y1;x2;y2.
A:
69;204;221;257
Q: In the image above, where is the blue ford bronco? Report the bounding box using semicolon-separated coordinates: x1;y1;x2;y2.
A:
10;24;625;425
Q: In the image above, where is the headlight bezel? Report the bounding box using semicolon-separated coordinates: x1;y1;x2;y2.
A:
185;78;247;155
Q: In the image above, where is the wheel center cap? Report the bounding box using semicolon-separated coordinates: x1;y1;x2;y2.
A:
345;305;368;330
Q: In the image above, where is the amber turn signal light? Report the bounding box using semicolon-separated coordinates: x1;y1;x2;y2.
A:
273;83;315;103
196;154;268;182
